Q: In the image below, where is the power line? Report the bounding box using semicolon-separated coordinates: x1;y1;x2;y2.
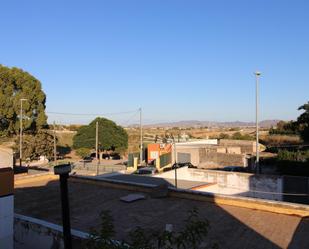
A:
46;109;139;117
120;110;140;126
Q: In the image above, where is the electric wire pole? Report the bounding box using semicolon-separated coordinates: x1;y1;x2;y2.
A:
53;121;57;165
139;107;143;165
19;98;27;167
173;139;177;188
96;121;99;175
255;71;261;173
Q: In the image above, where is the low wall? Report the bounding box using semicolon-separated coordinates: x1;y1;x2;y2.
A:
0;168;14;249
0;146;14;168
155;167;284;201
199;151;246;168
71;175;309;217
14;214;88;249
219;139;256;154
175;146;248;168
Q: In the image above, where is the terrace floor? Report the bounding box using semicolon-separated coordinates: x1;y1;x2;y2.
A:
14;175;309;249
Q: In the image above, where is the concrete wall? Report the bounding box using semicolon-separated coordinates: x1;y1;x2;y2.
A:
155;167;283;201
199;151;246;168
174;145;248;168
218;139;263;154
175;147;200;165
0;146;14;168
14;214;87;249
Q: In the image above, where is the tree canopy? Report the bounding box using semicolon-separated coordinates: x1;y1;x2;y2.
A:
0;65;47;136
15;130;54;160
73;117;128;153
268;101;309;142
297;102;309;142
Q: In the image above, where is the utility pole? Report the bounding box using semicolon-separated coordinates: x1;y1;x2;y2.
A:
139;107;143;165
53;121;57;166
173;139;177;188
96;121;99;175
255;71;261;173
19;98;27;167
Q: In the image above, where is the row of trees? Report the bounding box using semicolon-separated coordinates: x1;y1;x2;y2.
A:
216;132;254;140
0;65;128;161
269;102;309;142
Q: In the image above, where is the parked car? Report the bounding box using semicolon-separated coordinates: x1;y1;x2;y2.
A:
80;156;93;163
134;167;157;175
222;166;247;172
171;162;196;169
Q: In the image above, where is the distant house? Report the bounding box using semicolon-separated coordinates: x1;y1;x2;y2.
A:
0;146;14;168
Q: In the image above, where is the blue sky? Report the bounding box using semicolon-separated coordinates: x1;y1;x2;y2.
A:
1;0;308;125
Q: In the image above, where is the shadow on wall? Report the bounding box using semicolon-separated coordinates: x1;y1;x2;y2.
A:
13;174;309;249
246;174;309;205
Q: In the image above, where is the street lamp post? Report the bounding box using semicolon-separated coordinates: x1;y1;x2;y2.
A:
255;72;261;173
139;107;143;165
173;139;178;188
19;98;27;167
54;164;72;249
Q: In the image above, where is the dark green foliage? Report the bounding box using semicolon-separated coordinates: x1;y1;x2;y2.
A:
86;211;121;249
218;133;230;139
73;117;128;153
0;65;47;135
268;101;309;142
231;132;254;140
269;121;298;135
15;130;54;160
277;149;309;162
85;208;216;249
297;102;309;142
76;148;91;158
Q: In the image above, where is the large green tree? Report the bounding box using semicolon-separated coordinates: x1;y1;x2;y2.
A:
73;117;128;153
297;102;309;142
0;65;47;135
15;130;55;160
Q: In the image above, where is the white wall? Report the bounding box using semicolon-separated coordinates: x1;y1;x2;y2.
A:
14;214;88;249
0;195;14;249
0;147;14;168
155;167;283;201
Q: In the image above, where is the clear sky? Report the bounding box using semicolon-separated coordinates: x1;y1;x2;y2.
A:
1;0;308;125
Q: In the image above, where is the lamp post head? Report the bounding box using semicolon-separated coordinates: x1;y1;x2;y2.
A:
54;163;71;175
254;71;261;76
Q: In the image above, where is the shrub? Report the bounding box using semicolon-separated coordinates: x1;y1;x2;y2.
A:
85;208;217;249
76;148;91;158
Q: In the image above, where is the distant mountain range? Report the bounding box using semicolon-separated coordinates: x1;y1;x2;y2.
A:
128;120;281;128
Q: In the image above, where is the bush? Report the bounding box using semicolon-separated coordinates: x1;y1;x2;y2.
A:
277;149;309;162
218;133;230;139
85;208;217;249
231;132;254;140
76;148;91;158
